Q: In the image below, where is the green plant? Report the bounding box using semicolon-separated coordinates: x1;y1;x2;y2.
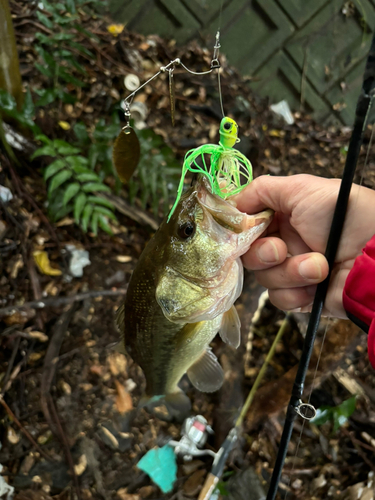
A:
128;128;181;216
31;135;116;235
74;115;121;179
310;396;356;432
32;0;101;106
0;88;39;133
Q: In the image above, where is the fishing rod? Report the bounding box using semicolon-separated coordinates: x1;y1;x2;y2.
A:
265;32;375;500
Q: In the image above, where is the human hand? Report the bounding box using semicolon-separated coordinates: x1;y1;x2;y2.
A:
235;174;375;317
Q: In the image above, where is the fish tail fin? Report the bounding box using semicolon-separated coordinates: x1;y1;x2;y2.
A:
138;391;191;415
138;394;163;409
164;390;191;414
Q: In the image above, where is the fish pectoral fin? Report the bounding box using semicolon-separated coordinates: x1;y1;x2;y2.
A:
113;341;126;355
156;268;212;322
187;348;224;393
219;305;241;348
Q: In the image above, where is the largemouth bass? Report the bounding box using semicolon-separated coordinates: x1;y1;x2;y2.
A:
116;177;273;411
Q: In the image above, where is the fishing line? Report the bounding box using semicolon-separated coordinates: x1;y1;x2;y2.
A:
304;111;375;403
280;109;375;500
217;65;225;118
266;32;375;500
282;115;375;500
215;0;225;118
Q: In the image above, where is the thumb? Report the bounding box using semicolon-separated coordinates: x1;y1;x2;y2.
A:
235;174;313;215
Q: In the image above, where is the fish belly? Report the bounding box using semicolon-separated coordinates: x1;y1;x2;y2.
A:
139;314;222;398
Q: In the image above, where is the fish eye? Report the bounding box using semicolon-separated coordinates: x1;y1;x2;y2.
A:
224;122;231;130
177;221;196;239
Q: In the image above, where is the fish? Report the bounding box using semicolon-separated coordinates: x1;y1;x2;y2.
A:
116;176;273;411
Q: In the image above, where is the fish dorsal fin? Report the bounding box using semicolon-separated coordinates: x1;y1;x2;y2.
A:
219;305;241;348
115;304;125;333
187;348;224;392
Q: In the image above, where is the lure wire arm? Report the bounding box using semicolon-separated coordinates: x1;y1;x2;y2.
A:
121;32;222;122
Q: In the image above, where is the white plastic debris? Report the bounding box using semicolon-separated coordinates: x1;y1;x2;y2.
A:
270;100;295;125
0;186;13;203
3;123;33;152
124;74;140;91
0;464;14;499
65;244;91;278
130;101;148;130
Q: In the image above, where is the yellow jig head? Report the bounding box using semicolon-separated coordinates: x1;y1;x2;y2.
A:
219;117;239;148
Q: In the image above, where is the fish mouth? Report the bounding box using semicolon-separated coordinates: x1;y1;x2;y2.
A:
196;176;274;234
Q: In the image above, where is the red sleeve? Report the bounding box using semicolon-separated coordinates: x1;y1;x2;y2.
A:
343;235;375;369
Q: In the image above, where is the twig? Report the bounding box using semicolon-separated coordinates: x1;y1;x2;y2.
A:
49;395;82;500
0;397;52;461
98;192;158;231
6;158;61;247
0;336;21;395
0;288;127;317
40;305;81;498
342;428;375;463
27;252;45;330
13;19;52;34
87;39;130;72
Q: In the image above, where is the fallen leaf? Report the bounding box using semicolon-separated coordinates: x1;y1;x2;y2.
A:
116;255;132;263
8;255;24;279
107;24;124;36
138;486;155;498
58;121;71;130
74;454;87;476
107;351;127;376
28;331;49;342
269;129;285;138
115;380;133;414
89;364;103;376
7;427;20;444
37;430;52;444
100;426;119;449
33;251;62;276
183;469;206;497
116;489;140;500
29;352;45;363
3;309;35;326
55;217;74;227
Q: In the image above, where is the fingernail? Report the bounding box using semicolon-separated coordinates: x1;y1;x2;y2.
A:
298;257;322;280
289;307;301;313
257;240;279;264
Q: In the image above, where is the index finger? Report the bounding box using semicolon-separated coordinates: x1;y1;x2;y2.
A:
235;174;313;215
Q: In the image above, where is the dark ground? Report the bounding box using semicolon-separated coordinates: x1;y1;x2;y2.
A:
1;2;375;500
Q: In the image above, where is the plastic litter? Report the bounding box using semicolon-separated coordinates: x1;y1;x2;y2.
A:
137;445;177;493
0;463;14;500
65;244;91;278
0;186;13;203
124;74;140;91
270;100;295;125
